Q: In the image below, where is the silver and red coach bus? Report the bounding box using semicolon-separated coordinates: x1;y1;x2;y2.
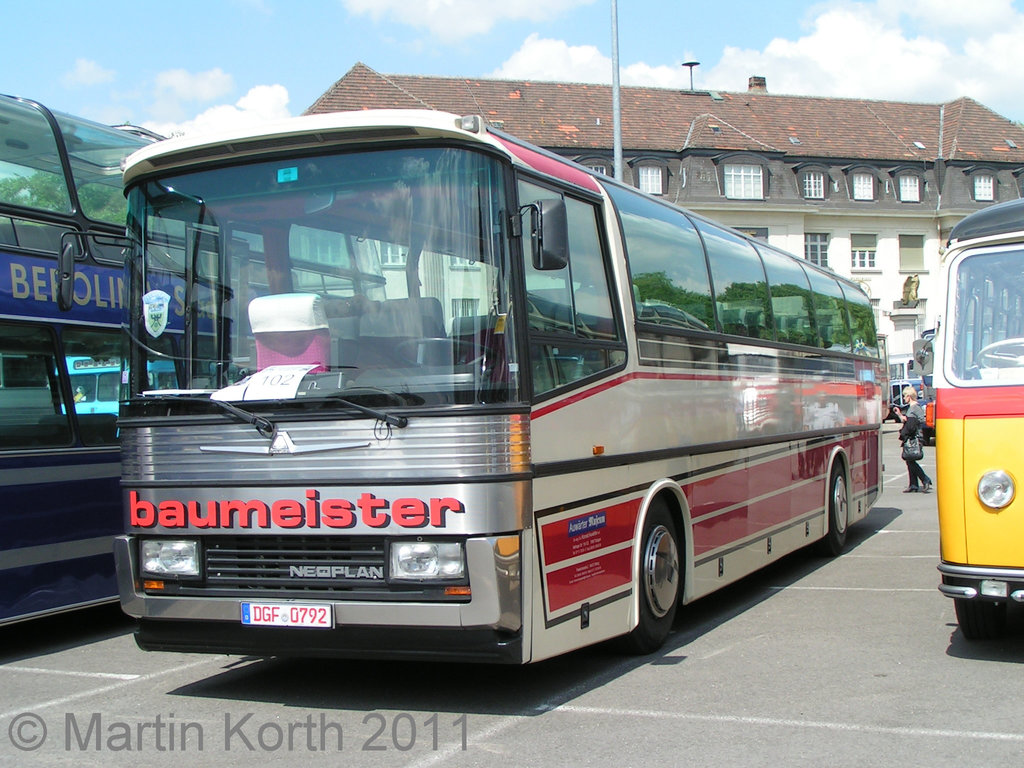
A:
113;110;883;662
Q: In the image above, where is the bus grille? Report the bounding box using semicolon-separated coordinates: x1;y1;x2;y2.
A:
204;536;387;592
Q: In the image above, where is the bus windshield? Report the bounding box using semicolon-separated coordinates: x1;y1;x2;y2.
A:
949;247;1024;384
125;146;519;409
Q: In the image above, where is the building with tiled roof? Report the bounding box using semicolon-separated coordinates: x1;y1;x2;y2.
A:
308;63;1024;372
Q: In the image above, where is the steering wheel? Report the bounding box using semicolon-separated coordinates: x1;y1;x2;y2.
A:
976;337;1024;368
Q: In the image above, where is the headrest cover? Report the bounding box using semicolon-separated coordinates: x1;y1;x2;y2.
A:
248;293;328;334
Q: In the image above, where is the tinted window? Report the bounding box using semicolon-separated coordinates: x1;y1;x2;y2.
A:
842;284;879;357
757;244;818;346
604;184;713;331
805;268;852;351
697;219;772;340
0;322;72;449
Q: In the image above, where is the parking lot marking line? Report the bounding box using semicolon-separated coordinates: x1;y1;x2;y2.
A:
844;554;936;559
0;657;216;721
768;586;934;592
557;705;1024;743
0;665;140;680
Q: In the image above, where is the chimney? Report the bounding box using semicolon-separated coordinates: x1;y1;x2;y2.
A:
748;76;767;93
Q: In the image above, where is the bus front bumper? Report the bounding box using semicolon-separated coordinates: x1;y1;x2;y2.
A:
938;562;1024;602
114;535;526;663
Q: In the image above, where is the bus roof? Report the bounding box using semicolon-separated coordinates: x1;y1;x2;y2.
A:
948;197;1024;247
121;109;606;196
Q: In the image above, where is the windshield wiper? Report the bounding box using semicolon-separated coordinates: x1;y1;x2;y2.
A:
206;397;277;438
326;395;408;429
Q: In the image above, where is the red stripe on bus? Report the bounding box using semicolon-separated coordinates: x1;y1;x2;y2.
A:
492;136;602;193
532;371;731;419
937;385;1024;419
540;499;640;566
545;547;633;612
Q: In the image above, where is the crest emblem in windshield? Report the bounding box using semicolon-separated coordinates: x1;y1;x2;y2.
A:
142;290;171;338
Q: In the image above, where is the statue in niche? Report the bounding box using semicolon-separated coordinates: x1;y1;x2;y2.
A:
901;274;920;306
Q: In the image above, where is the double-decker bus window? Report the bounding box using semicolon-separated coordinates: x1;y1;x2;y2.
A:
63;327;121;445
0;98;72;214
697;219;773;340
0;322;72;449
606;184;713;332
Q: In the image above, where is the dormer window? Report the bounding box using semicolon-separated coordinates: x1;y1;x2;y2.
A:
724;164;764;200
974;173;995;202
803;170;825;199
898;174;921;203
852;172;875;201
638;166;663;195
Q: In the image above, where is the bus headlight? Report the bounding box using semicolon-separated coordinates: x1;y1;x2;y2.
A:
389;541;465;581
141;539;200;577
978;470;1015;510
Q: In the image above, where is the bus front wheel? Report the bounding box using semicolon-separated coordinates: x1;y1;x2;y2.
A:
954;598;1006;640
621;500;680;654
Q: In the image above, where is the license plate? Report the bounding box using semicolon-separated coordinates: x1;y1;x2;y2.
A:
241;602;333;628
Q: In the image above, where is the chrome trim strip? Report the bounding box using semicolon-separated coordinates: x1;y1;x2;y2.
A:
2;536;115;570
938;562;1024;581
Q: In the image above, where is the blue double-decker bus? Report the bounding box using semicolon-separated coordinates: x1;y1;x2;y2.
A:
0;94;156;624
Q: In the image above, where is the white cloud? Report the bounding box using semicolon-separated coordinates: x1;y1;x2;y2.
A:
342;0;594;42
144;84;291;138
62;59;115;88
154;68;235;103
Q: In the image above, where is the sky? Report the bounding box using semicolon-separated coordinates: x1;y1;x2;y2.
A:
4;0;1024;137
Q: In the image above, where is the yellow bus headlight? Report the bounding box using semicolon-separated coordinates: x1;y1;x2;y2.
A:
978;470;1015;510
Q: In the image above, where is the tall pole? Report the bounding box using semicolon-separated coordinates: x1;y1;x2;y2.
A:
611;0;623;181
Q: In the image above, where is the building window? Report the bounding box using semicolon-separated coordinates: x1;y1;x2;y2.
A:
735;226;768;241
724;164;764;200
899;234;925;271
803;171;825;199
851;234;877;269
638;166;663;195
804;233;829;267
852;172;875;201
588;163;608;176
974;174;995;201
898;175;921;202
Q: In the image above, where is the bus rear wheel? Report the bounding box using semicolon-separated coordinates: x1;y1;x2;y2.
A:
817;466;848;557
954;598;1007;640
621;500;680;654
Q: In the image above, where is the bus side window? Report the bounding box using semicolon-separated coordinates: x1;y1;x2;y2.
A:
698;220;773;341
757;244;818;347
63;327;122;446
0;322;72;449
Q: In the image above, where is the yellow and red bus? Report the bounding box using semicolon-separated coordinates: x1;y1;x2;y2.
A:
936;198;1024;639
114;110;883;662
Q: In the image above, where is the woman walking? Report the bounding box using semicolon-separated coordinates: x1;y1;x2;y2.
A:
898;385;932;493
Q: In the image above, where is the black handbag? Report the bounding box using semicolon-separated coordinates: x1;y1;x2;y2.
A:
901;433;923;461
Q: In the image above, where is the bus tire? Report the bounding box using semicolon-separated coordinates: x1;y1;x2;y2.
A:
621;500;680;654
954;598;1007;640
817;466;848;557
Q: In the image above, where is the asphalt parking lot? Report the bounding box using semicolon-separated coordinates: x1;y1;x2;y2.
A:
2;429;1023;767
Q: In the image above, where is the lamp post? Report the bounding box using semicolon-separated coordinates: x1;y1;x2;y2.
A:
611;0;622;180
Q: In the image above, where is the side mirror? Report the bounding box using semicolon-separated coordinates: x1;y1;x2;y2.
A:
522;199;568;271
911;338;933;376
